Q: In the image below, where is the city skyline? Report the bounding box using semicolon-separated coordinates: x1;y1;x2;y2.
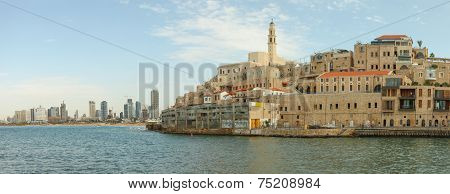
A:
1;0;450;119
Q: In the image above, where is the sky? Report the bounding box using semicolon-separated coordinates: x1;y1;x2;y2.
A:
1;0;450;119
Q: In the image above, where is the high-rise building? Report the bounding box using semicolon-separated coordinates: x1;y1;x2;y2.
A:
48;107;60;118
150;90;159;119
74;110;79;121
135;101;141;119
100;101;108;121
48;106;61;123
14;110;27;123
95;110;100;118
30;108;35;122
142;108;149;120
34;106;48;122
60;101;68;121
89;101;96;118
127;99;134;119
124;104;129;119
25;110;32;122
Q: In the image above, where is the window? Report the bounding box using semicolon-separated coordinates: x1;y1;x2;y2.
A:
347;103;351;109
350;85;353;91
368;103;372;108
418;100;422;108
319;104;323;110
284;107;287;111
439;72;444;78
419;73;423;78
428;89;432;97
336;104;339;109
298;106;301;110
354;103;357;108
342;85;345;91
419;89;422;97
366;85;369;91
375;103;378;108
427;100;431;109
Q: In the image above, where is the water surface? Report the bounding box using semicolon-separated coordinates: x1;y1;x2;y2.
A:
0;126;448;173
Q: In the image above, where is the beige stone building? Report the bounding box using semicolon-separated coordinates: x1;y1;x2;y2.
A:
310;49;353;73
162;21;450;130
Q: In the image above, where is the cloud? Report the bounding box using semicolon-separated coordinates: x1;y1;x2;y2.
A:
366;15;385;24
139;3;169;14
289;0;366;11
152;1;309;63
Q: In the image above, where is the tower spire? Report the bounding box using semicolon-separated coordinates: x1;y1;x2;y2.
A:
268;19;277;65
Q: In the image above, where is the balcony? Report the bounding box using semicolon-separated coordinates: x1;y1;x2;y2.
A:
435;90;450;100
399;99;415;111
399;89;415;99
434;100;449;112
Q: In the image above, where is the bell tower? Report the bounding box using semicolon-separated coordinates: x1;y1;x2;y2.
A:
268;19;277;65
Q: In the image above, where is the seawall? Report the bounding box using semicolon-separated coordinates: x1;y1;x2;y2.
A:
147;124;450;138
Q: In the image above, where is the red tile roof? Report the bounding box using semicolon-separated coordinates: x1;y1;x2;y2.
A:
271;88;286;92
319;70;391;78
375;35;408;40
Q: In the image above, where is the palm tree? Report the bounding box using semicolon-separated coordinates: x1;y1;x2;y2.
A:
417;40;423;48
430;53;435;58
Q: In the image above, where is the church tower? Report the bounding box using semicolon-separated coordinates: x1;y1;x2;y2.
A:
268;19;277;65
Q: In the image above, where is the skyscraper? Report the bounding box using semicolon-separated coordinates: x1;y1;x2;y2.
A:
74;110;79;121
151;90;159;119
100;101;108;121
135;101;141;119
60;101;68;121
48;107;60;118
34;106;48;122
124;104;129;119
89;101;96;118
48;106;61;123
127;99;134;119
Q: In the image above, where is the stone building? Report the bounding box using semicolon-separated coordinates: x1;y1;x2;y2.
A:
161;21;450;130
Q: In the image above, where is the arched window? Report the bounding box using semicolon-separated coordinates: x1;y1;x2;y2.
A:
390;119;394;127
406;119;411;127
